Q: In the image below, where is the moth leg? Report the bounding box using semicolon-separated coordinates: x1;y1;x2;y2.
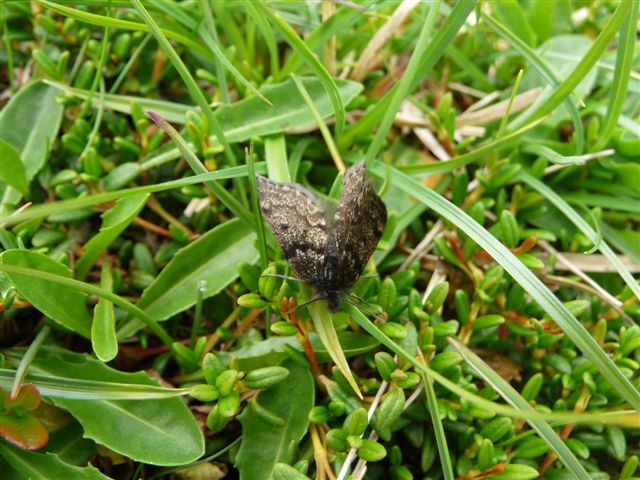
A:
346;293;387;321
357;274;379;279
283;293;326;314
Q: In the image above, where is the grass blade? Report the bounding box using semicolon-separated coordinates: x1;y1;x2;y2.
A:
517;171;640;300
594;0;639;149
369;162;640;410
450;338;589;478
509;0;630;130
253;0;345;136
482;12;585;153
365;0;440;164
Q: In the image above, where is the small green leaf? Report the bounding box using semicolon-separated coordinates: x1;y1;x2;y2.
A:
374;387;405;433
512;436;550;459
357;439;387;462
244;366;290;389
490;463;539;480
473;314;505;331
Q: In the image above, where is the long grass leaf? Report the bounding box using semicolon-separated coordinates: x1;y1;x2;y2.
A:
482;13;585;153
398;117;546;176
309;298;362;399
345;304;638;426
130;0;241;177
242;0;280;79
39;0;212;61
509;1;630;130
450;339;590;478
291;74;345;171
365;0;440;164
594;0;639;149
0;370;189;400
340;1;475;149
147;113;254;227
517;171;640;300
368;162;640;410
253;1;345;136
420;357;454;480
2;164;265;228
0;264;175;351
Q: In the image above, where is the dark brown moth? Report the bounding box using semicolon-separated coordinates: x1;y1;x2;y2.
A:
256;161;387;311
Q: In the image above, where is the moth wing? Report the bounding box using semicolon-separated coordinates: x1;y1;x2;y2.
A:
333;162;387;289
257;175;328;285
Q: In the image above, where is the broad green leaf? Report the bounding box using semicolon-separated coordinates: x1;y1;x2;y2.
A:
0;443;109;480
600;222;640;266
0;140;28;196
236;361;314;480
520;34;597;125
511;1;630;129
0;80;64;181
41;423;96;467
46;77;362;135
0;80;64;216
46;80;193;123
0;250;91;338
3;346;203;466
76;194;149;280
481;13;585;153
118;219;258;337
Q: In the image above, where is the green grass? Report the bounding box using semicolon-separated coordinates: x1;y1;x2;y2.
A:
0;1;639;479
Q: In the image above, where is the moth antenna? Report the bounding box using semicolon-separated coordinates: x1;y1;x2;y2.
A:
260;273;308;284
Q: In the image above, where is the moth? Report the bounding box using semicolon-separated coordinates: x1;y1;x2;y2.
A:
256;161;387;312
